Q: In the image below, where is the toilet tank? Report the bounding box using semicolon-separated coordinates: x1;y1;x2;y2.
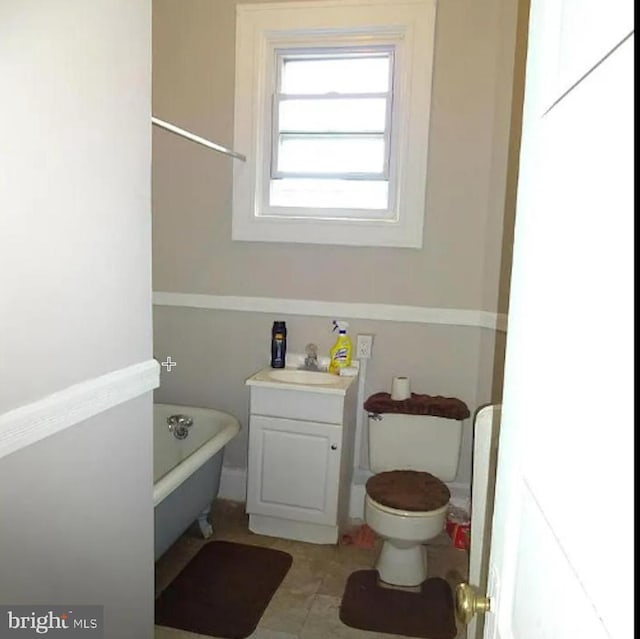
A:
368;414;463;481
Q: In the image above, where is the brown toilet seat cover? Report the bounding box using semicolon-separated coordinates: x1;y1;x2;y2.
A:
366;470;450;512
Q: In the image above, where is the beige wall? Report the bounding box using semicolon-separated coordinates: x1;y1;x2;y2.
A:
152;0;523;486
153;308;482;478
476;0;529;406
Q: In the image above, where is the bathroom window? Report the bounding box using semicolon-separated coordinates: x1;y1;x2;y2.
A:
232;0;437;248
270;47;394;212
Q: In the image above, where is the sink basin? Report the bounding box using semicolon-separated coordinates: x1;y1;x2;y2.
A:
246;364;357;395
267;369;338;385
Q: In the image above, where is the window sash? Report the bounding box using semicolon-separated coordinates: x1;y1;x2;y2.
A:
278;47;394;95
276;94;389;134
271;48;395;183
274;133;387;179
272;94;392;179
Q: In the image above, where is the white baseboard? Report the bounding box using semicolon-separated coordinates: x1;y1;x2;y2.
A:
219;466;247;502
447;482;472;510
220;465;470;520
349;481;369;520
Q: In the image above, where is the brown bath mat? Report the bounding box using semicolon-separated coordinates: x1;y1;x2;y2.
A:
155;541;292;639
339;570;457;639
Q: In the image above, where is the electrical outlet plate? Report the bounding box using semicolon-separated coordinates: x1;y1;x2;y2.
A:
356;334;374;359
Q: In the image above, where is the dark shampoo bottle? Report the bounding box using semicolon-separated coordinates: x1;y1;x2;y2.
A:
270;321;287;368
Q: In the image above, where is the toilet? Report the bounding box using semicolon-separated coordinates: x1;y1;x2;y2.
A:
364;412;463;587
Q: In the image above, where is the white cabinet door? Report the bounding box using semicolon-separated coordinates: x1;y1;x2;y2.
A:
247;415;342;526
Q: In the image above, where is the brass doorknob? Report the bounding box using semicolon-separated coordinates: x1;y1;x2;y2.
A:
455;582;491;625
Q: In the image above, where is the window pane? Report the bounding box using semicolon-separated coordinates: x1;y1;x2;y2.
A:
277;136;386;174
281;55;390;94
279;98;387;133
270;178;389;210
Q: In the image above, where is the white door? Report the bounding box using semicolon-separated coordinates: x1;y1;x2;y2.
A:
469;2;634;638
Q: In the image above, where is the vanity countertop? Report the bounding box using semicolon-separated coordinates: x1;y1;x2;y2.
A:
246;366;358;395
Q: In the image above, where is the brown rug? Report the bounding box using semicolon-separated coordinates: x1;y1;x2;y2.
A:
155;541;292;639
340;570;457;639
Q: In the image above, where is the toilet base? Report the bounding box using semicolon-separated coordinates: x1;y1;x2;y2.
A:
375;539;427;587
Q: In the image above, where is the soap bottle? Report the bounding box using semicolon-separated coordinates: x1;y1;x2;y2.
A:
270;321;287;368
328;320;353;374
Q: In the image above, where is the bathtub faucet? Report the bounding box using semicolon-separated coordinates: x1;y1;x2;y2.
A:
167;414;193;440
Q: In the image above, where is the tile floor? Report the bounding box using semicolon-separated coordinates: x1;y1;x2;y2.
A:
155;499;469;639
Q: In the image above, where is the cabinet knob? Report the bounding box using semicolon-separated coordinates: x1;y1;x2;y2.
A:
330;444;338;450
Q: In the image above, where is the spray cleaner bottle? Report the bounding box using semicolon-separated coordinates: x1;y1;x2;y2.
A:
328;320;353;374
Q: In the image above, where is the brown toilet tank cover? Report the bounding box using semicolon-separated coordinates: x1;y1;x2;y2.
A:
363;392;470;420
366;470;451;512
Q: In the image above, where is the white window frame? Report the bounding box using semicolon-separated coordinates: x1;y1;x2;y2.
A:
233;0;437;248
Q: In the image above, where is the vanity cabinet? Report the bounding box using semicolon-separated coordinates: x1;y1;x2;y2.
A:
245;370;358;544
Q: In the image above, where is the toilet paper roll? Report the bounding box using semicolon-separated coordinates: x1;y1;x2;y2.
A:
390;376;411;401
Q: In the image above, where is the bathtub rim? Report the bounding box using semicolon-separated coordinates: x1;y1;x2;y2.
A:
153;404;241;507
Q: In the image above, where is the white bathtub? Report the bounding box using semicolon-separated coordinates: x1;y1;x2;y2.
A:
153;402;240;559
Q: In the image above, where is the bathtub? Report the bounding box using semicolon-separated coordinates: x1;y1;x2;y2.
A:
153;402;241;560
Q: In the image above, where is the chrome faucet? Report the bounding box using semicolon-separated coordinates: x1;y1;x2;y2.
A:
302;343;320;371
167;414;193;440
